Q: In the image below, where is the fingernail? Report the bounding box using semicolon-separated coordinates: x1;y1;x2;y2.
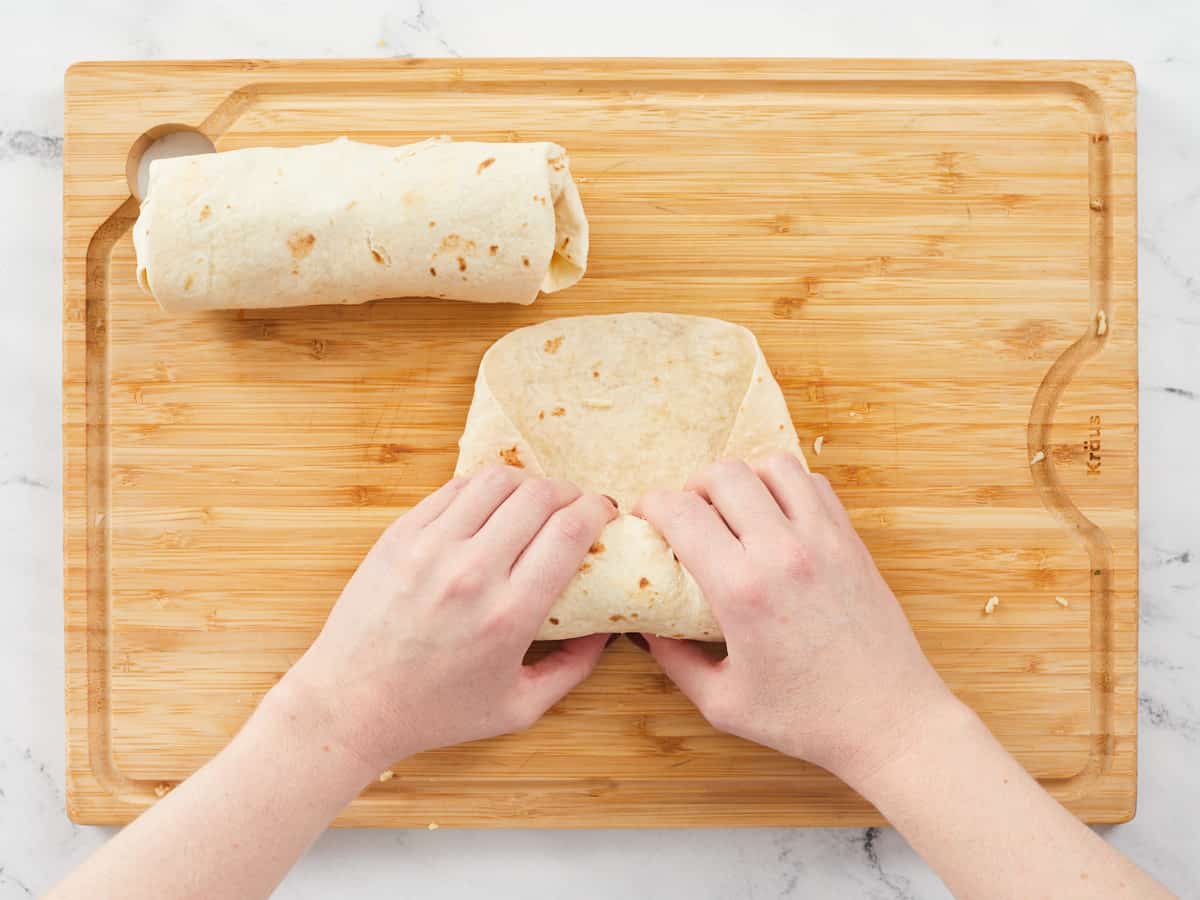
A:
605;633;621;647
626;633;649;652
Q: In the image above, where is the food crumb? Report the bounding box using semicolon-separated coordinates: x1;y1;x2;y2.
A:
543;336;564;354
549;617;559;625
1030;450;1046;465
983;596;1000;615
427;823;439;831
499;446;524;468
1096;310;1108;336
538;410;545;420
489;245;499;256
429;267;437;277
378;769;395;783
813;435;825;455
477;157;496;175
1055;596;1070;608
153;783;171;798
639;577;650;589
457;257;467;272
589;542;605;554
583;398;612;409
522;256;531;267
198;204;211;221
551;406;566;417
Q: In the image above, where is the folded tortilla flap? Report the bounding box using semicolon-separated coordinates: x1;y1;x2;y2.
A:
538;515;716;640
721;343;807;470
455;360;547;478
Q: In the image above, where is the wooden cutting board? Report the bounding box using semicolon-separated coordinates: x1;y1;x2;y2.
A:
63;59;1137;826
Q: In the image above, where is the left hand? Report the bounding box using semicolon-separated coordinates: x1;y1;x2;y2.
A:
271;466;617;775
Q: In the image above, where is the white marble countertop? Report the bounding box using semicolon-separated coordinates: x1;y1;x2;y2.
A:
3;1;1198;896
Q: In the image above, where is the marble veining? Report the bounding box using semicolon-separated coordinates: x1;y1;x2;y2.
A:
0;131;63;164
2;1;1198;897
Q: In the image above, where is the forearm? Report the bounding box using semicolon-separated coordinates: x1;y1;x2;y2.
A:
842;697;1170;900
49;679;379;900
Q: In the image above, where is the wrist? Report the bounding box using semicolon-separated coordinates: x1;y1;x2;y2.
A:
834;689;980;797
256;668;391;789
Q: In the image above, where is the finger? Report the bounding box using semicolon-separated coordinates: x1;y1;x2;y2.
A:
473;477;582;564
510;493;617;610
643;634;723;706
633;489;741;591
749;452;826;525
402;476;470;531
518;633;608;716
809;472;854;531
684;458;789;540
435;465;528;538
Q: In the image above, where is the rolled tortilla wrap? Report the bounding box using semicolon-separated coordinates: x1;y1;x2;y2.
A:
132;136;588;312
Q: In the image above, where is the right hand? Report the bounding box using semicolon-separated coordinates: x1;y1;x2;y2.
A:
634;453;956;782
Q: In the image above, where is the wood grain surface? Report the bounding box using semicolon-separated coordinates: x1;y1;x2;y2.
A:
63;59;1137;827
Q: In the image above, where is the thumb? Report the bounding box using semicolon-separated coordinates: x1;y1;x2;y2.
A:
519;633;609;718
643;634;723;707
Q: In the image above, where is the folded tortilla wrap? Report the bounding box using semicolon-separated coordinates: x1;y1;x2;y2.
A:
455;313;807;640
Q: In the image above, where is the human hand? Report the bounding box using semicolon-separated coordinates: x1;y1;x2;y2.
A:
634;453;954;782
272;466;617;776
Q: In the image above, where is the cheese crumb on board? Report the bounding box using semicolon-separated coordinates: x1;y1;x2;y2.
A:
1030;450;1046;465
1055;596;1070;608
427;823;440;831
813;435;825;455
153;783;172;798
1096;310;1108;336
378;769;395;783
983;596;1000;615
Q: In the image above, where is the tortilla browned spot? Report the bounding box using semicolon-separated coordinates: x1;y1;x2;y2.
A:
287;232;316;259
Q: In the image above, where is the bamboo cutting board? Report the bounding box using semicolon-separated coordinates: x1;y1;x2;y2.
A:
63;59;1137;827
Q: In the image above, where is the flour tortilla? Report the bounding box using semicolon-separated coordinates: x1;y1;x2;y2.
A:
133;137;588;313
455;313;806;640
